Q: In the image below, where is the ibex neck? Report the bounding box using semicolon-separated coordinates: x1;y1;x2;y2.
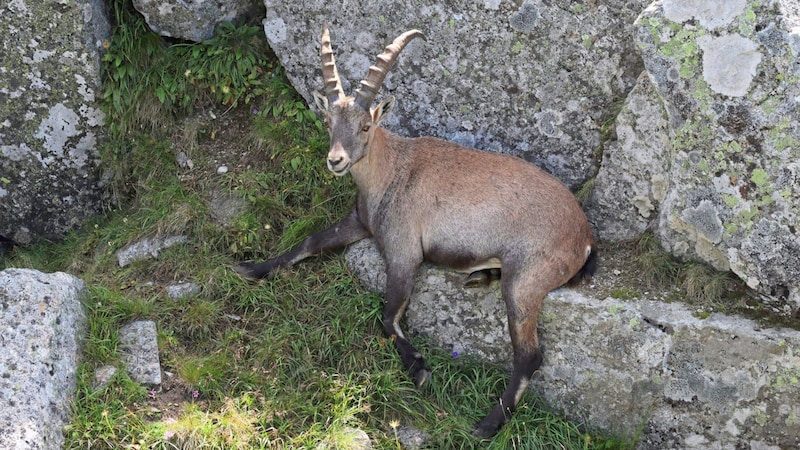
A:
350;127;397;196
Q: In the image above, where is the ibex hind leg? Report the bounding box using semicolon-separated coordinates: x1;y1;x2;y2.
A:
233;209;369;280
473;272;549;438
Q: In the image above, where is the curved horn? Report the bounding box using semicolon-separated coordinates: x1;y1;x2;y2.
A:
354;29;425;110
320;26;345;103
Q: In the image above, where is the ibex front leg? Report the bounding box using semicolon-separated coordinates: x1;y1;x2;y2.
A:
383;259;432;387
234;209;369;280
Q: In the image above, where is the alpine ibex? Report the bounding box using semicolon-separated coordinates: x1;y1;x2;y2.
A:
235;26;597;438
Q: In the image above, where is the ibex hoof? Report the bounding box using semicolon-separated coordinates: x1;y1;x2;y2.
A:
232;263;260;280
464;269;500;288
472;418;502;439
413;367;432;388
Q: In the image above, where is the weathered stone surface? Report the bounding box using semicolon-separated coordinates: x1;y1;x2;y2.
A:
0;268;87;450
165;282;201;300
588;71;671;240
92;364;118;391
262;0;649;189
394;425;431;450
133;0;264;42
1;0;111;244
632;0;800;313
119;320;162;387
116;235;188;267
345;239;800;448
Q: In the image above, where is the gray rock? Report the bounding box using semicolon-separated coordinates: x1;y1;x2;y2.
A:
116;235;188;267
262;0;650;189
92;364;118;391
345;238;800;448
633;0;800;312
0;0;111;244
133;0;264;42
588;71;671;241
317;427;372;450
395;425;430;450
0;268;87;450
119;320;162;387
165;282;201;300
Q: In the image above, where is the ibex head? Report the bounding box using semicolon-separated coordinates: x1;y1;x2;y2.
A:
312;26;424;176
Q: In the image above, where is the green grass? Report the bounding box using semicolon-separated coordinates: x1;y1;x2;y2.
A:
1;2;635;448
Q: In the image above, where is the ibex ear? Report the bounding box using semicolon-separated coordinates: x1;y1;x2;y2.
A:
372;96;395;125
313;91;329;112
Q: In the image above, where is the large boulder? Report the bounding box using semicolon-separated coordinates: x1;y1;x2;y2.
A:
345;238;800;449
0;0;110;244
590;0;800;313
132;0;265;42
0;269;87;450
261;0;650;189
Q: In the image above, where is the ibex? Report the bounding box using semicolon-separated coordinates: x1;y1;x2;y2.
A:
235;26;597;438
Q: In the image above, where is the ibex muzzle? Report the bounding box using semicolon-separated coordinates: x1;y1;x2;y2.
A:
235;26;597;439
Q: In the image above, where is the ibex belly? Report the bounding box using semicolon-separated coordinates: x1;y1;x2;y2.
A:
422;237;503;274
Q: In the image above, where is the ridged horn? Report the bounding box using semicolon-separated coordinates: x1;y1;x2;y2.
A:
354;29;425;110
320;26;345;104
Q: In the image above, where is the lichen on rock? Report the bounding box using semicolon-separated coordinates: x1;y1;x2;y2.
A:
0;0;111;243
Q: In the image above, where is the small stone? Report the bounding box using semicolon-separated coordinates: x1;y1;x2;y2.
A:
217;165;228;174
165;282;200;300
92;365;118;391
116;236;188;267
395;426;431;450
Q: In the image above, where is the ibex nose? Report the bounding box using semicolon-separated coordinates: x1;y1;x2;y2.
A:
328;156;343;167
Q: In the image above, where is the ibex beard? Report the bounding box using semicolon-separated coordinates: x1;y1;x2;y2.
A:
234;26;597;439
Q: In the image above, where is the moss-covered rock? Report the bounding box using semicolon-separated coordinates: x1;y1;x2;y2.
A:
597;0;799;313
0;0;111;243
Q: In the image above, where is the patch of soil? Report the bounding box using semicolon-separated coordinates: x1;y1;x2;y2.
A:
139;370;202;423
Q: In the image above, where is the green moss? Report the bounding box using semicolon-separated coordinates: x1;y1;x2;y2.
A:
735;205;760;227
692;311;711;320
750;168;768;187
723;194;740;207
610;288;641;300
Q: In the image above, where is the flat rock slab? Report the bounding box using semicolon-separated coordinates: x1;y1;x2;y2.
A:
116;235;188;268
0;268;87;450
119;320;162;387
345;238;800;449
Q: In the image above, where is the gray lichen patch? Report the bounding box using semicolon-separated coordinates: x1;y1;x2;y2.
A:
697;34;762;97
662;0;748;30
680;200;724;244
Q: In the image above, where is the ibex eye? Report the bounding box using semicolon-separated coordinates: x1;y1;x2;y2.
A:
361;125;371;133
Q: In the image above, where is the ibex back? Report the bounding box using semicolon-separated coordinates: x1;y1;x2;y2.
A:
235;26;597;438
